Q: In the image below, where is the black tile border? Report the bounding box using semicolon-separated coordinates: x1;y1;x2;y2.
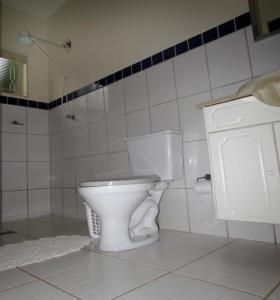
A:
0;95;49;110
0;12;251;111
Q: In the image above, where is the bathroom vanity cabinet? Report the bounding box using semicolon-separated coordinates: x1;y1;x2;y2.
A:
203;96;280;224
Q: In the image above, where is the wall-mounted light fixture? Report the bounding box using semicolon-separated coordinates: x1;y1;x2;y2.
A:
16;31;75;120
17;31;71;51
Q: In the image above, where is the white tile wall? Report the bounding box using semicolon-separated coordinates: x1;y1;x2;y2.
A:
63;188;77;217
104;80;125;117
60;130;75;159
183;140;211;188
91;154;109;180
178;91;211;142
50;161;61;188
147;60;177;106
206;30;251;88
49;133;61;161
61;159;75;188
187;189;227;237
212;79;250;99
75;156;91;186
51;189;63;215
126;109;151;138
2;190;28;221
159;189;189;231
47;26;280;243
60;103;74;131
2;104;26;133
2;132;27;161
2;105;50;221
28;162;50;189
150;100;180;132
124;71;149;112
71;95;88;127
49;106;61;134
27;108;49;135
108;151;130;178
28;135;49;161
89;121;107;154
74;125;90;157
28;189;51;217
106;115;127;152
174;46;210;98
87;88;105;123
2;162;27;191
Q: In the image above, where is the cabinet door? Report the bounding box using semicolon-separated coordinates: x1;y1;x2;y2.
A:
209;124;280;224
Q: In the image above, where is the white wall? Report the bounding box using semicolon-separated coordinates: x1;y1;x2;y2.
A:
46;0;248;100
49;24;280;243
1;4;49;102
1;104;50;221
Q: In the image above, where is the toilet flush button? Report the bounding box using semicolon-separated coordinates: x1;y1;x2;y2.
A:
265;170;274;176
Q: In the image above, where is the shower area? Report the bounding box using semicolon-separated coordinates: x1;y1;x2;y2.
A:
0;1;89;244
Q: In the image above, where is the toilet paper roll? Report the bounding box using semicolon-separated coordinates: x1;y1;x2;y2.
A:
194;180;212;195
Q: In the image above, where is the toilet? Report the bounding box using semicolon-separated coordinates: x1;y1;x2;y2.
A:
78;130;183;252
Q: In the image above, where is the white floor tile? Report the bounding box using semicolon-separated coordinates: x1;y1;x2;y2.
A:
1;215;279;299
22;250;105;278
118;273;261;300
227;221;275;243
43;255;164;299
113;238;211;271
219;239;280;267
268;284;280;300
165;232;232;251
0;280;77;300
0;268;35;291
175;250;280;297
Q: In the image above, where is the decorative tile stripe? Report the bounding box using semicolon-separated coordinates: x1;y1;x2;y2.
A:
0;12;251;110
0;95;49;110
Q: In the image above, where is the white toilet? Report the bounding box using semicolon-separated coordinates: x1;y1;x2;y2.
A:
78;130;183;252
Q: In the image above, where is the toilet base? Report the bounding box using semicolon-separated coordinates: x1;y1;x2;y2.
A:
99;231;159;252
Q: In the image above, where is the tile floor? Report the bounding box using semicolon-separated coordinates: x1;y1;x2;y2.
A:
1;215;280;299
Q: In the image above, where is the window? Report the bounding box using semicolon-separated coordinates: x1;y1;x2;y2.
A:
0;50;28;97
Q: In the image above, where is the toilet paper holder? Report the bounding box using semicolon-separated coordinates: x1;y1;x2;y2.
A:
197;174;211;181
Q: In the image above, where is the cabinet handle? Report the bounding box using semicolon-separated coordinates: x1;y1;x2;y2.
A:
265;171;274;176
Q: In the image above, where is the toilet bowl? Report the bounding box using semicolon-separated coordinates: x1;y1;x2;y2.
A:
79;175;168;251
78;130;183;252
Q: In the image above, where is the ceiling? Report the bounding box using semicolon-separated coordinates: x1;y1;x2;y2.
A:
1;0;67;20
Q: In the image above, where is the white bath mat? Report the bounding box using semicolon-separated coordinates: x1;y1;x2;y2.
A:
0;235;91;271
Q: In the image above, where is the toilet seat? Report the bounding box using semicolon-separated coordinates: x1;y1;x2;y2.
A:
80;175;160;187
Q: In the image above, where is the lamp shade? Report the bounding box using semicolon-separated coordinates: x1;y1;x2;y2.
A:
17;31;33;46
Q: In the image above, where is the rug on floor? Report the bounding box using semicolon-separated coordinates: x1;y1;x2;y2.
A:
0;235;92;271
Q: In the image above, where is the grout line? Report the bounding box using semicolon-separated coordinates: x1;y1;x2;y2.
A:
244;27;254;79
172;271;265;299
144;69;153;133
264;280;280;299
203;43;214;102
81;247;169;273
112;271;170;299
17;267;82;300
171;238;238;273
0;279;38;294
171;56;191;233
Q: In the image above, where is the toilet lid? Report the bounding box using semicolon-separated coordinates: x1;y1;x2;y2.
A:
80;175;160;187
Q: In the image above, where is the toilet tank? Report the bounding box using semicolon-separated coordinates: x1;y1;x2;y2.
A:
125;130;183;180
